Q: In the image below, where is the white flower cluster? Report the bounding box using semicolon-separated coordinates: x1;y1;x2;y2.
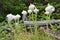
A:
29;4;36;11
21;3;39;15
33;8;39;14
28;3;39;14
6;14;21;21
22;10;27;15
28;9;32;14
45;4;55;15
6;3;55;21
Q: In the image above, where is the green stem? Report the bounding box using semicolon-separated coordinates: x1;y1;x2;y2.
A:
18;19;19;24
29;14;31;21
32;13;34;21
46;13;51;40
8;21;15;40
35;14;37;21
8;21;12;28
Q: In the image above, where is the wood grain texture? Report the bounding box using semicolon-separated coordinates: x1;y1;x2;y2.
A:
23;19;60;26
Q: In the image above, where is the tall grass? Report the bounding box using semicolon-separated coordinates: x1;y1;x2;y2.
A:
0;14;57;40
0;4;57;40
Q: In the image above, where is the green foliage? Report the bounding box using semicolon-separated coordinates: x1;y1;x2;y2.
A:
0;0;60;21
2;0;27;14
0;0;60;40
0;18;57;40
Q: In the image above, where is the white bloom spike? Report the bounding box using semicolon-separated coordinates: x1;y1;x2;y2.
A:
33;8;39;14
22;10;27;15
16;14;21;18
29;4;36;11
28;9;32;14
45;4;55;13
14;14;21;19
45;11;50;15
6;14;14;21
22;10;27;21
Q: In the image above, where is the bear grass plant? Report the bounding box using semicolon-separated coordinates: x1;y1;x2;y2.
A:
0;3;59;40
0;14;57;40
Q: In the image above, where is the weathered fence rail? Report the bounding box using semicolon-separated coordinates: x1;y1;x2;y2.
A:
23;19;60;26
23;19;60;40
